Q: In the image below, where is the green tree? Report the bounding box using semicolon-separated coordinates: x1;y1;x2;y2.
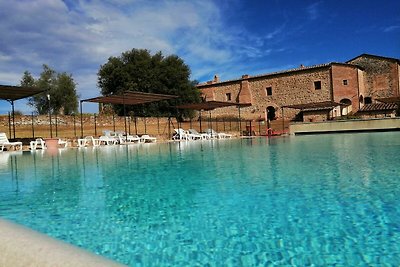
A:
97;49;201;119
21;65;79;115
20;71;35;87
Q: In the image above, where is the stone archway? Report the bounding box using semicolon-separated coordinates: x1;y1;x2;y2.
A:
340;98;352;116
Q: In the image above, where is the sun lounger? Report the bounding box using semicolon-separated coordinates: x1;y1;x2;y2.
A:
189;129;210;140
206;129;232;139
99;135;118;145
140;134;157;143
116;133;141;144
0;133;22;151
172;129;190;141
85;136;100;146
126;135;141;143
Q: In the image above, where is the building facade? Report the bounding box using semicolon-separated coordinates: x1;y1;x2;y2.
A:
197;54;400;121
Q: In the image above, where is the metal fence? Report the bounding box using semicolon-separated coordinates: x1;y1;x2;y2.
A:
1;113;287;140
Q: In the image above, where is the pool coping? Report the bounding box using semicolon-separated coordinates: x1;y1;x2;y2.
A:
0;219;125;267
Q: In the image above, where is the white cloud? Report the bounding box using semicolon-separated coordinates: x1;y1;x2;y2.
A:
383;25;400;33
0;0;286;112
306;1;322;21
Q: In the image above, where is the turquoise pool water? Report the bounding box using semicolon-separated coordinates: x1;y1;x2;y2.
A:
0;132;400;266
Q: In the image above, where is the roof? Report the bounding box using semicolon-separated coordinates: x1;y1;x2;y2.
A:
376;96;400;104
82;91;178;105
346;54;400;64
357;103;398;112
0;85;46;102
282;101;345;111
197;62;361;88
176;101;251;111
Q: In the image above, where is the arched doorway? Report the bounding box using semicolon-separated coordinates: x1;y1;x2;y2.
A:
359;95;364;108
266;106;276;121
340;99;352;116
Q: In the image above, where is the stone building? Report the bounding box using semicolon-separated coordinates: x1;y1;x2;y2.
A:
197;54;400;122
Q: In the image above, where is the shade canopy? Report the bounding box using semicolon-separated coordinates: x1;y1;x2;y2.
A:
0;85;46;102
358;103;397;112
82;91;178;105
282;101;346;111
176;101;251;111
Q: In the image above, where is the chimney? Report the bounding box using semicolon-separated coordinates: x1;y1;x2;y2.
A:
300;64;305;68
242;74;249;79
213;75;219;83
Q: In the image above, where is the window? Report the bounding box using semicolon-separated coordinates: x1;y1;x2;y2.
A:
314;81;322;90
226;93;231;101
266;87;272;96
343;80;348;85
364;97;372;104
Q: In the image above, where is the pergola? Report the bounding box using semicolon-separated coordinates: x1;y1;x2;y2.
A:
377;96;400;104
281;101;348;132
80;91;178;137
282;101;346;111
0;85;46;138
176;100;251;132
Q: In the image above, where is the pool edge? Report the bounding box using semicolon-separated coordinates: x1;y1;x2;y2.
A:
0;219;126;267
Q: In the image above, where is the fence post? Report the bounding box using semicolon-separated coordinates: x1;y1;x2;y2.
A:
8;112;11;138
199;111;202;132
128;116;131;135
80;100;83;138
55;113;58;137
238;107;242;136
113;114;116;132
31;112;35;138
144;117;147;134
73;114;77;137
134;116;137;135
94;114;97;136
168;116;171;138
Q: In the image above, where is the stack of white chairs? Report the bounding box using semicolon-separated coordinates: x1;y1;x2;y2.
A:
99;130;118;145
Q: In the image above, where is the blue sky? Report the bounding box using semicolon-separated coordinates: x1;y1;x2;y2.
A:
0;0;399;113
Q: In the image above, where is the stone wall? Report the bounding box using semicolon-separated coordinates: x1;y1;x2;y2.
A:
331;64;360;112
248;67;332;120
198;54;400;121
199;66;333;120
347;55;400;99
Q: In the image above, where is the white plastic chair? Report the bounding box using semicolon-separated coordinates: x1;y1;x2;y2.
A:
30;138;46;150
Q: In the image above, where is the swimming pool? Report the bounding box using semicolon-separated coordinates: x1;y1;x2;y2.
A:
0;132;399;265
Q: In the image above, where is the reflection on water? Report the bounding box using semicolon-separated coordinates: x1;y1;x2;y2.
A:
0;133;400;266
